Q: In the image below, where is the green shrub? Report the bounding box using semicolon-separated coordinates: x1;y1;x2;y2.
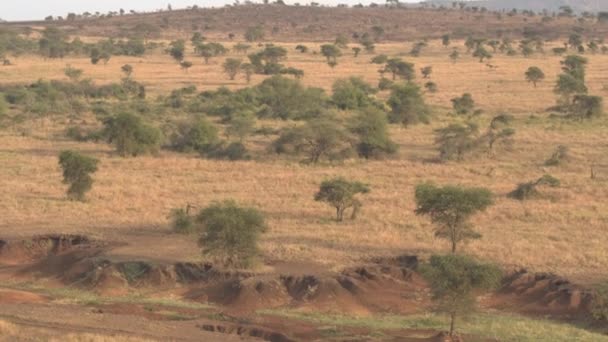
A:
415;183;493;253
197;200;267;268
170;118;219;153
103;113;161;157
387;83;430;126
65;126;88;142
451;93;475;115
205;142;250;161
255;76;327;120
169;207;197;234
509;174;560;201
435;123;479;161
314;177;370;221
331;77;377;110
420;254;502;337
272;118;353;163
58;150;99;201
350;107;397;159
378;77;394;91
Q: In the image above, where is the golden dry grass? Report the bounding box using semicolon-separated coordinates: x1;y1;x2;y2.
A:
1;40;608;283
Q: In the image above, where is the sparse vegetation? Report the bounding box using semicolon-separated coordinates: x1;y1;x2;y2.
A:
314;177;370;221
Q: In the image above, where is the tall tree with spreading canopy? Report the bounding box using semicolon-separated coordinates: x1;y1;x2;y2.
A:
415;183;493;253
421;255;501;338
315;178;370;221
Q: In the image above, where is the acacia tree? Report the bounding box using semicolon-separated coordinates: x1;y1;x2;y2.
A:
314;178;370;221
320;44;342;67
525;66;545;87
58;150;99;201
384;58;415;81
421;255;501;338
168;39;185;62
102;112;161;157
473;45;492;62
223;58;242;80
435;123;479;161
272;119;353;163
387;83;430;126
197;200;267;268
121;64;134;78
350;107;398;159
421;66;433;79
451;93;475;115
415;183;493;253
479;114;515;156
179;61;193;73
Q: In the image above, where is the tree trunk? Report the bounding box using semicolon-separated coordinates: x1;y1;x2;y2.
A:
449;312;456;337
451;240;457;254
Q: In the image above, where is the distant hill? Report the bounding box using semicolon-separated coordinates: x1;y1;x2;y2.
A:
2;5;606;42
425;0;608;13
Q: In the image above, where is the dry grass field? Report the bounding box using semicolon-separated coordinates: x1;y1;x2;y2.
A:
1;39;608;285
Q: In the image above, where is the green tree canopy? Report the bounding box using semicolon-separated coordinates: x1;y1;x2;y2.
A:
415;183;493;253
314;177;370;221
58;150;99;201
197;200;267;268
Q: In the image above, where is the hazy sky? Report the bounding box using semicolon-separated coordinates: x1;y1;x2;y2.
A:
1;0;420;21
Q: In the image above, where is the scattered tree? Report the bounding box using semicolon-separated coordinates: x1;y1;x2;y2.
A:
387;83;430;126
442;34;451;47
350;107;398;159
415;183;493;253
451;93;475;115
321;44;342;66
331;77;377;110
272;118;353;163
197;200;267;268
420;254;501;338
168;39;185;62
244;25;265;42
509;174;560;201
58;150;99;201
525;66;545;87
421;66;433;79
179;61;193;73
223;58;242;80
435;123;479;161
102;113;161;157
314;178;370;221
384;58;415;81
121;64;134;78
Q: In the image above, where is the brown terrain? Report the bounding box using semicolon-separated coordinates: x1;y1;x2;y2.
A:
1;3;608;341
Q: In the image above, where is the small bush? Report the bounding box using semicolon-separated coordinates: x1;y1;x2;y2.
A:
103;113;161;157
58;150;99;201
169;207;197;234
509;174;560;201
205;142;251;161
197;200;267;268
545;145;569;166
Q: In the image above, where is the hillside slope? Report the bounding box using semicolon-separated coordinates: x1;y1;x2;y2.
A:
2;5;606;42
